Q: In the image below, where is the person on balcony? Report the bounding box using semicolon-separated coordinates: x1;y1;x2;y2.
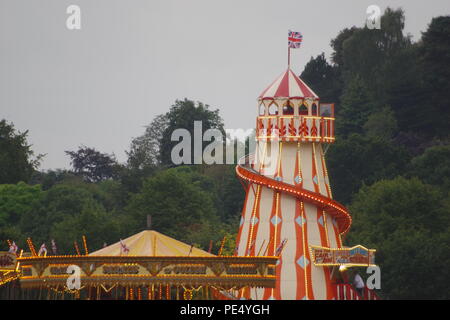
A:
353;273;365;299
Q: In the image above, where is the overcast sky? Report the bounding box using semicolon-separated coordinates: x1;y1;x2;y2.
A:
1;0;449;170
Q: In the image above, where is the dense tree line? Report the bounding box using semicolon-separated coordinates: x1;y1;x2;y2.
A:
0;8;448;299
301;8;450;299
0;99;241;257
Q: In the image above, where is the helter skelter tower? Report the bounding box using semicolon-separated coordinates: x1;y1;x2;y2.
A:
234;65;376;300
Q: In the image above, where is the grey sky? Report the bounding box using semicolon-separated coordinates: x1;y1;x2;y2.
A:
1;0;449;170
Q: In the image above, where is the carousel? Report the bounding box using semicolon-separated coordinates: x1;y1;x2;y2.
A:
0;228;277;300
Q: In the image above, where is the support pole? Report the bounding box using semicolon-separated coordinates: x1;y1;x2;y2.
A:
288;46;291;68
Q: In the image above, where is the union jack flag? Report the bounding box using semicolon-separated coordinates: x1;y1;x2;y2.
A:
288;30;303;49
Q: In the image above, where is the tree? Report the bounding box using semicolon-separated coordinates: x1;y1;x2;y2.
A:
346;177;450;299
29;169;79;190
30;182;123;253
126;167;223;248
408;144;450;191
0;182;44;250
339;8;410;97
300;53;342;103
419;16;450;137
363;105;398;139
336;76;377;137
202;164;244;222
65;146;120;183
50;207;120;254
0;119;42;184
330;27;357;67
123;114;169;193
326;133;410;204
159;99;225;166
382;44;429;135
127;114;169;169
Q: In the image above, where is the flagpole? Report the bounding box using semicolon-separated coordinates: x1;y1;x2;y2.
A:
288;46;291;68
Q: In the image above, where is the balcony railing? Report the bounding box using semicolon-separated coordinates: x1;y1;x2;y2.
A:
335;284;380;300
256;115;335;143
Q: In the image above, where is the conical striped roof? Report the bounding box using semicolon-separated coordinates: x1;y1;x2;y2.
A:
89;230;214;257
258;68;318;100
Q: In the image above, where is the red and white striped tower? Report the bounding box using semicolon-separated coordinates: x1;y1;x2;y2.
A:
235;68;355;300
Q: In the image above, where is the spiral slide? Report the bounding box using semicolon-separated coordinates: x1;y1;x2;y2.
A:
236;154;352;235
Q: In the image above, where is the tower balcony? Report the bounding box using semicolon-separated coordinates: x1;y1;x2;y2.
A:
256;114;335;143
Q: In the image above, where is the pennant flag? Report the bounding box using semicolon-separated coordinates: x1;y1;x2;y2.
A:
38;243;47;256
8;241;18;254
288;30;303;49
275;239;288;256
51;239;57;255
119;239;130;255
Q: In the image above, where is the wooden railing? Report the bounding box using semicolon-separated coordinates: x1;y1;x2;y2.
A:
256;115;335;142
335;284;380;300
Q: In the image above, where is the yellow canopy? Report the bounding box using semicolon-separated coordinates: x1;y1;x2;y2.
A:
89;230;214;257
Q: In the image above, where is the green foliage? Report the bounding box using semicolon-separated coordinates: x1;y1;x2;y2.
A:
301;53;342;103
346;177;450;299
159;99;225;166
65;146;120;183
336;76;377;137
50;208;120;254
0;180;128;253
419;16;450;137
29;169;79;190
0;182;44;247
330;27;357;67
127;114;169;169
0;119;42;184
381;45;429;134
202;164;244;222
214;232;237;256
363;106;398;139
327;133;410;204
340;8;411;97
408;145;450;191
126;167;223;248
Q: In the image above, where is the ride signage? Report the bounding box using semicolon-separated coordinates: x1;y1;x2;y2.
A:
310;245;376;267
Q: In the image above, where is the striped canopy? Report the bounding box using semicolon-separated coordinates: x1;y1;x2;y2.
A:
258;68;319;100
89;230;214;257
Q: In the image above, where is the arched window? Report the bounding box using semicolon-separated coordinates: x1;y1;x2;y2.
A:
299;104;308;115
268;104;278;115
311;104;318;116
259;104;266;116
282;103;294;115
